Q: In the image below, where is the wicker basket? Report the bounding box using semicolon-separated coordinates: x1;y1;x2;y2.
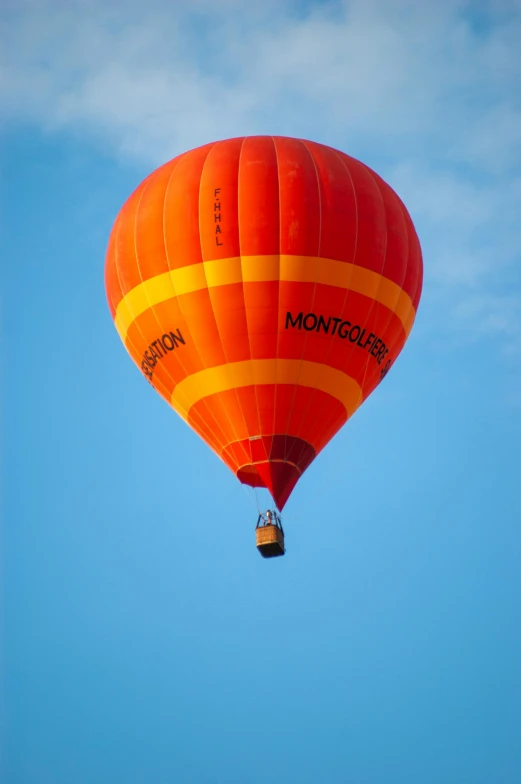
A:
256;524;285;558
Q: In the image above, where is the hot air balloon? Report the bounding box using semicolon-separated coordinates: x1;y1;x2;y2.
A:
105;136;423;557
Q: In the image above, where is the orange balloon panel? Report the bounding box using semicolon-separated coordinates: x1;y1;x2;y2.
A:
105;136;423;510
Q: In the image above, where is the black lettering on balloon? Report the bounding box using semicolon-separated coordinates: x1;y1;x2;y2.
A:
303;313;318;331
330;317;342;336
152;340;164;357
170;328;185;347
284;311;389;369
214;188;223;245
380;359;392;380
140;328;186;381
286;311;303;330
348;325;361;342
317;315;331;334
162;333;174;351
371;338;381;357
363;332;375;350
338;321;350;338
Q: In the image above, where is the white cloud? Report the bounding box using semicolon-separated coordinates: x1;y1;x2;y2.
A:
1;0;520;364
3;1;519;162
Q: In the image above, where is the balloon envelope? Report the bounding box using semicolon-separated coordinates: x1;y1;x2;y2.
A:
105;136;423;510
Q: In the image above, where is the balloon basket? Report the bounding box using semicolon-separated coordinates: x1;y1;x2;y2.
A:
256;522;285;558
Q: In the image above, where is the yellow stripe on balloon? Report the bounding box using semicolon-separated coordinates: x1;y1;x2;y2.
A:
114;255;416;342
169;358;362;421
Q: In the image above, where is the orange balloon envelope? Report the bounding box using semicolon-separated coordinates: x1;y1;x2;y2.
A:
105;136;423;510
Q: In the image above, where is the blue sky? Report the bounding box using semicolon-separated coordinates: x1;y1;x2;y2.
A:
2;1;521;782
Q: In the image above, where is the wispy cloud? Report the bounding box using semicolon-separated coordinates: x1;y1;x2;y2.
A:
2;0;521;360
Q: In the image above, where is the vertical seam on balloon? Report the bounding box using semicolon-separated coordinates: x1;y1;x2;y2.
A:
326;157;384;414
288;144;360;474
196;140;251;466
161;147;234;462
111;204;179;411
133;156;225;451
130;161;224;458
356;175;408;400
279;138;322;479
413;234;423;310
395;202;422;358
382;198;418;374
407;229;422;359
132;164;228;455
407;211;423;314
267;135;283;481
236;136;262;469
335;163;388;410
356;175;391;398
205;141;254;466
132;165;192;404
313;151;360;435
112;179;176;397
372;190;415;392
390;199;422;362
353;174;391;398
396;200;416;330
291;139;323;463
175;151;240;460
